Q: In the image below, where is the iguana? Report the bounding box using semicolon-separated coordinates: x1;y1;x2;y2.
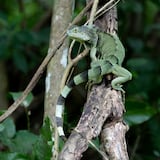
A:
56;25;132;139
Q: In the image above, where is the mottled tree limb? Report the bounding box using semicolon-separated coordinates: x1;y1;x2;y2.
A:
58;84;129;160
98;3;129;160
58;1;129;160
44;0;74;159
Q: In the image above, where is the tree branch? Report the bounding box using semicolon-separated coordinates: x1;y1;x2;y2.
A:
58;0;129;160
0;1;93;123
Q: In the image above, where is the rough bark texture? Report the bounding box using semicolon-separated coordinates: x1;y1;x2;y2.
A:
58;1;129;160
97;4;129;160
59;84;128;160
44;0;73;159
44;0;71;122
101;121;129;160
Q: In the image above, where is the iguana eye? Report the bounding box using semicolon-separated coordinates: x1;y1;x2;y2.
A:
74;28;78;33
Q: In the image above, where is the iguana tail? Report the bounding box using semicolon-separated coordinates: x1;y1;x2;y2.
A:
56;71;88;139
56;62;112;139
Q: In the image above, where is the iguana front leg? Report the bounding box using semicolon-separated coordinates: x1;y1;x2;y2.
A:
110;64;132;92
90;47;97;61
90;28;99;61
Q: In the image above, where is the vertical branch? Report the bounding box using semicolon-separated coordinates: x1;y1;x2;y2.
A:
88;0;99;26
0;0;93;123
94;1;129;160
58;1;129;160
44;0;74;159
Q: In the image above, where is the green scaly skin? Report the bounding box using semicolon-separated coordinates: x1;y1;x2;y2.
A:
56;25;132;139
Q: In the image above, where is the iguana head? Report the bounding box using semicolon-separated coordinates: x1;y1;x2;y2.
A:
67;25;95;43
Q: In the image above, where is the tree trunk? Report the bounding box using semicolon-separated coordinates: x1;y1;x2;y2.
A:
58;1;129;160
44;0;74;159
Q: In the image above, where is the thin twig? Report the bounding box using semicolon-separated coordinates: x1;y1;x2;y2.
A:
61;40;84;89
0;1;93;122
68;40;76;62
60;48;89;90
89;140;109;160
95;0;121;20
89;0;99;26
85;0;121;25
96;0;119;16
0;0;122;122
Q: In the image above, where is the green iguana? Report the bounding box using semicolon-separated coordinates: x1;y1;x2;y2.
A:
56;25;132;139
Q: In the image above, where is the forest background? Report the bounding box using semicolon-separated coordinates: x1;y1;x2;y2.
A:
0;0;160;160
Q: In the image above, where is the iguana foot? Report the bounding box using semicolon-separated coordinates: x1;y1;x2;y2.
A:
112;84;125;93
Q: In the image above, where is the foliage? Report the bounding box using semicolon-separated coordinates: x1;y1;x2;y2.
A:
32;118;53;160
0;118;52;160
0;0;49;73
0;0;51;159
0;0;160;159
118;0;160;159
9;92;34;107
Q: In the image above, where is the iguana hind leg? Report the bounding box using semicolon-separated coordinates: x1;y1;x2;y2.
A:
110;64;132;92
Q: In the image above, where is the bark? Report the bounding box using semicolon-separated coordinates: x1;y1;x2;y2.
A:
59;85;128;160
44;0;74;159
58;1;129;160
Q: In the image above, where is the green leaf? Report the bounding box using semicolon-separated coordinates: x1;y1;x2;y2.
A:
0;118;16;138
0;119;16;149
0;152;21;160
124;100;157;126
9;130;38;154
0;123;5;132
9;92;34;108
145;0;159;24
0;119;39;156
33;136;52;160
0;152;29;160
40;117;52;141
32;118;52;160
